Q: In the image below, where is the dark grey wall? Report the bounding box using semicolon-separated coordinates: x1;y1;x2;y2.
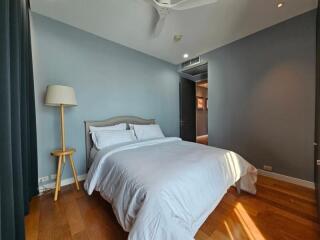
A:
196;86;208;136
30;13;180;184
203;10;316;181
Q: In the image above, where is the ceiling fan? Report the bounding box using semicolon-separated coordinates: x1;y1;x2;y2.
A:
145;0;219;36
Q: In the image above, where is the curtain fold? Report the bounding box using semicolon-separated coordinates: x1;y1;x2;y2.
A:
316;0;320;217
0;0;39;239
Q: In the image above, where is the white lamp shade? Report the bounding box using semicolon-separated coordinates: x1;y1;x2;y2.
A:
45;85;77;106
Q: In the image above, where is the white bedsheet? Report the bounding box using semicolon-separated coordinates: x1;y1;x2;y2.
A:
84;137;257;240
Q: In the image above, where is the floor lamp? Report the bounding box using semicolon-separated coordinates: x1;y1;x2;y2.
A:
45;85;79;201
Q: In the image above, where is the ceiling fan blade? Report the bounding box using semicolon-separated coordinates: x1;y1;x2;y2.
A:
172;0;218;10
151;5;169;37
153;14;166;37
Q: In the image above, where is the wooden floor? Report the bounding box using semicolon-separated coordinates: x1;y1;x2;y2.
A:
197;135;208;145
25;176;319;240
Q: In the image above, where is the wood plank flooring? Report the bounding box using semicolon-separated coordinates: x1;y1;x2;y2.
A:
25;176;319;240
197;135;208;145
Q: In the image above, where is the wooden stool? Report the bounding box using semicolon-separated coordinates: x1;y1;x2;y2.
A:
51;148;80;201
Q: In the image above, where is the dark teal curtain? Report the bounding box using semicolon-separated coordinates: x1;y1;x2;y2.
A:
316;1;320;217
0;0;39;239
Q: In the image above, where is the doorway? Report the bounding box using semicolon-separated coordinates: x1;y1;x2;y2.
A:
196;80;208;145
179;62;208;144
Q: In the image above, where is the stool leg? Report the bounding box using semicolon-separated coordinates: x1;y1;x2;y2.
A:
54;155;63;201
69;153;80;190
58;158;66;191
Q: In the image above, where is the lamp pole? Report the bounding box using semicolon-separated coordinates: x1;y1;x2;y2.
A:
60;104;65;151
60;104;66;165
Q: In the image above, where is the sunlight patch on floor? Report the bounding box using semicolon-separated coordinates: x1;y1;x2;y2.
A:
223;220;235;240
234;203;265;240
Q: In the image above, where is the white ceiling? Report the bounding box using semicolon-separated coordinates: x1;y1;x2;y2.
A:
30;0;317;64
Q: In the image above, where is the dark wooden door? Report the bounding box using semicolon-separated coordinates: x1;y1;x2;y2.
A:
180;77;196;142
315;3;320;218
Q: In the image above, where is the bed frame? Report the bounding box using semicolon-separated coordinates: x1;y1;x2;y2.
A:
84;116;155;170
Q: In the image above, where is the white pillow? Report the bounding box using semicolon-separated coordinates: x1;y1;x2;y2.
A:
89;123;126;133
92;129;136;150
131;124;165;141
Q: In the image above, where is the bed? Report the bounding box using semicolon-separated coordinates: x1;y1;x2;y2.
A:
84;116;257;240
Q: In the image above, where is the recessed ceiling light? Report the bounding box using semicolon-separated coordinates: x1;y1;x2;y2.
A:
183;53;189;59
277;2;284;8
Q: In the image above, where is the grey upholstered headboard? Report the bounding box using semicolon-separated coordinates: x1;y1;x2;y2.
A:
84;116;155;170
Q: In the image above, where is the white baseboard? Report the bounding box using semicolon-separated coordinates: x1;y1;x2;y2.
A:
38;170;315;193
258;169;315;189
38;174;87;194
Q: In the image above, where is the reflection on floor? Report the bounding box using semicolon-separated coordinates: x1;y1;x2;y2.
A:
197;135;208;145
25;176;319;240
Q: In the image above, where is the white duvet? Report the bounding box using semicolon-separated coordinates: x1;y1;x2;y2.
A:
84;137;257;240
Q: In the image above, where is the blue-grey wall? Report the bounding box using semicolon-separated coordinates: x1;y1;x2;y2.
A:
203;11;316;181
30;13;180;184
